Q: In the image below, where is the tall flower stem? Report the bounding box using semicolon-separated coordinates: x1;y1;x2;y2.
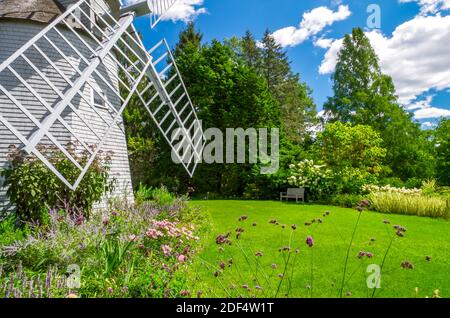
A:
275;230;294;298
309;247;314;298
339;210;362;298
371;232;395;298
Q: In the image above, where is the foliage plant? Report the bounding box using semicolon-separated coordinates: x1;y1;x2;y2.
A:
368;192;449;219
0;193;209;298
1;143;114;223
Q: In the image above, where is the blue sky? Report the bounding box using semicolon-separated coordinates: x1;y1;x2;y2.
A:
128;0;450;128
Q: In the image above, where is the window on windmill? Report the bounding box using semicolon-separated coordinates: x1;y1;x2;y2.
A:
90;83;108;110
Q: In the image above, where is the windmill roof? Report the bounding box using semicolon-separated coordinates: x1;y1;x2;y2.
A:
0;0;122;24
0;0;66;23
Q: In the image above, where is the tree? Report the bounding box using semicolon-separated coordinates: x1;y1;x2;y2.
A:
324;27;397;125
313;122;387;193
324;27;435;181
434;118;450;185
259;29;291;94
158;30;281;196
244;30;318;144
174;21;203;57
240;30;261;69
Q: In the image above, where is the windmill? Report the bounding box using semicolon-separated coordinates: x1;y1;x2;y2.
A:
0;0;204;205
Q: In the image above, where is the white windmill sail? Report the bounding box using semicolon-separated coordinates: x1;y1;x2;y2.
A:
0;0;204;191
148;0;178;28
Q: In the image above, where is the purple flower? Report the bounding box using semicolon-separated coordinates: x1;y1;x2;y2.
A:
358;251;367;259
401;260;414;269
306;236;314;248
216;233;231;245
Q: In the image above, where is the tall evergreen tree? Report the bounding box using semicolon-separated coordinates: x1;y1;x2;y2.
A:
174;21;203;57
257;30;317;143
259;30;291;93
240;30;262;70
325;27;435;180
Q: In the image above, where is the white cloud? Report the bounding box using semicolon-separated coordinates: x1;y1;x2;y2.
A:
318;38;343;74
404;95;450;119
161;0;207;22
314;38;334;49
318;15;450;105
272;5;351;47
124;0;206;22
415;107;450;119
399;0;450;14
421;121;437;128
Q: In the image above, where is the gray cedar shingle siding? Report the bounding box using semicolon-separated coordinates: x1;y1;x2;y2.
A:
0;1;134;209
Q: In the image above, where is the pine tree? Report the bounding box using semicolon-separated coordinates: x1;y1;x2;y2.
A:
174;22;203;57
259;30;291;93
240;30;262;69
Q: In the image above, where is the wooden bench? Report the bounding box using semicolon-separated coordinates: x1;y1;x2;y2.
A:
280;188;305;203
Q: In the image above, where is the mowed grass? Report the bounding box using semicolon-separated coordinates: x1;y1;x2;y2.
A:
187;200;449;298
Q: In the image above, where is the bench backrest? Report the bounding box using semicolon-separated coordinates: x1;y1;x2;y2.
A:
287;188;305;196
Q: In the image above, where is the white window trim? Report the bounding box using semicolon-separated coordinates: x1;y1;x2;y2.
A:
90;81;109;110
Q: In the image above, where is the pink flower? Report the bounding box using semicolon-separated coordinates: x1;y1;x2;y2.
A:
146;229;163;239
178;255;187;263
161;244;172;256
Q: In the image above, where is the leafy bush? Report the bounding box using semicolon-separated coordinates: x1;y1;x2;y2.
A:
0;216;29;247
421;179;437;197
135;184;175;207
330;194;365;208
368;192;449;219
379;177;405;188
0;194;208;298
1;144;114;224
404;177;423;189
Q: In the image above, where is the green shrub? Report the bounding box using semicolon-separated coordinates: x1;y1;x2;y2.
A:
379;177;405;188
135;184;175;207
421;179;437;197
404;177;423;189
330;194;365;208
0;194;206;298
0;216;29;247
368;192;449;219
1;144;114;224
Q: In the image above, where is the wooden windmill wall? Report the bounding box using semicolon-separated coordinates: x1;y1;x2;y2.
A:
0;0;134;208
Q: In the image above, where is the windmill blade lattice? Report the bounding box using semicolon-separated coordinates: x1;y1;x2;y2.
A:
148;0;178;28
0;0;204;190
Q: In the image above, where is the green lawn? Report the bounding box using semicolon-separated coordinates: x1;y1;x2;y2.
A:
187;200;449;298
